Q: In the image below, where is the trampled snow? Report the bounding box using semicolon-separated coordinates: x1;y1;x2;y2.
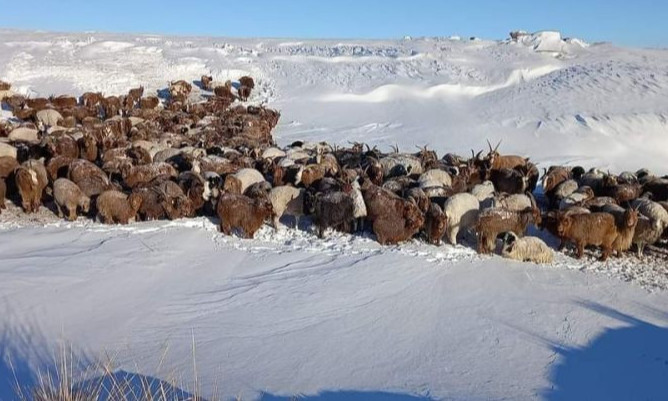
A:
1;30;668;401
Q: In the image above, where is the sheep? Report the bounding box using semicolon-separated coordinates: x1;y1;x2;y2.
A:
268;185;305;229
501;232;554;263
0;143;18;159
9;127;40;144
632;214;664;257
494;193;532;212
642;178;668;201
631;198;668;230
372;201;424;245
121;162;177;188
14;160;48;213
53;178;90;221
133;180;192;221
470;181;495;209
96;190;143;224
223;168;266;195
559;186;595;210
550;179;579;206
380;153;422;178
443;193;480;245
46;155;74;182
307;191;355;238
557;212;619;261
474;195;541;254
0;156;19;178
300;164;329;187
216;192;273;238
36;109;64;128
424;202;448;245
418;169;452;189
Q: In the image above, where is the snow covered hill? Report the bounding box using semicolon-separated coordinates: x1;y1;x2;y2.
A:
1;30;668;401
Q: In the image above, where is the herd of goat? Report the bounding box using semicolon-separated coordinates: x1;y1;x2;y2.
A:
1;77;668;264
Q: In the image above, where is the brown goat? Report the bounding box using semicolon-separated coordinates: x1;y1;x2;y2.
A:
239;76;255;89
216;192;273;238
140;96;160;110
475;195;541;254
238;85;252;101
372;200;424;245
128;86;144;100
80;92;103;107
424;202;448;245
557;212;623;261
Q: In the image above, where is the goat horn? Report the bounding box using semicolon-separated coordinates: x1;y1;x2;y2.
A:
486;139;493;152
475;150;483;160
494;140;502;153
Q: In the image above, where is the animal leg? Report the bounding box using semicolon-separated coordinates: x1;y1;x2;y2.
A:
56;204;64;218
576;242;585;259
600;246;611;262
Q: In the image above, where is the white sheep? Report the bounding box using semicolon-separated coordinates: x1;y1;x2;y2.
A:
553;179;578;202
262;147;286;160
269;185;305;229
494;193;531;211
153;148;182;163
224;168;266;195
8;127;40;144
559;187;594;210
418;169;452;188
379;154;423;177
0;142;17;159
471;181;495;209
35;109;63;128
631;198;668;229
501;232;554;263
443;192;480;245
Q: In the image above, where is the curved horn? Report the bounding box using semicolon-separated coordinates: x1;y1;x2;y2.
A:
494;140;502;153
475;150;483;160
486;139;493;152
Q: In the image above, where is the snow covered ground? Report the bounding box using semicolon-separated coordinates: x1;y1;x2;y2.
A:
1;29;668;400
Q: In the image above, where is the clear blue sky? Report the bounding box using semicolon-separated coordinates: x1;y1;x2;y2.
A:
1;0;666;48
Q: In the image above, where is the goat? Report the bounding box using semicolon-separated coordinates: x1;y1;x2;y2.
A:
217;192;273;238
